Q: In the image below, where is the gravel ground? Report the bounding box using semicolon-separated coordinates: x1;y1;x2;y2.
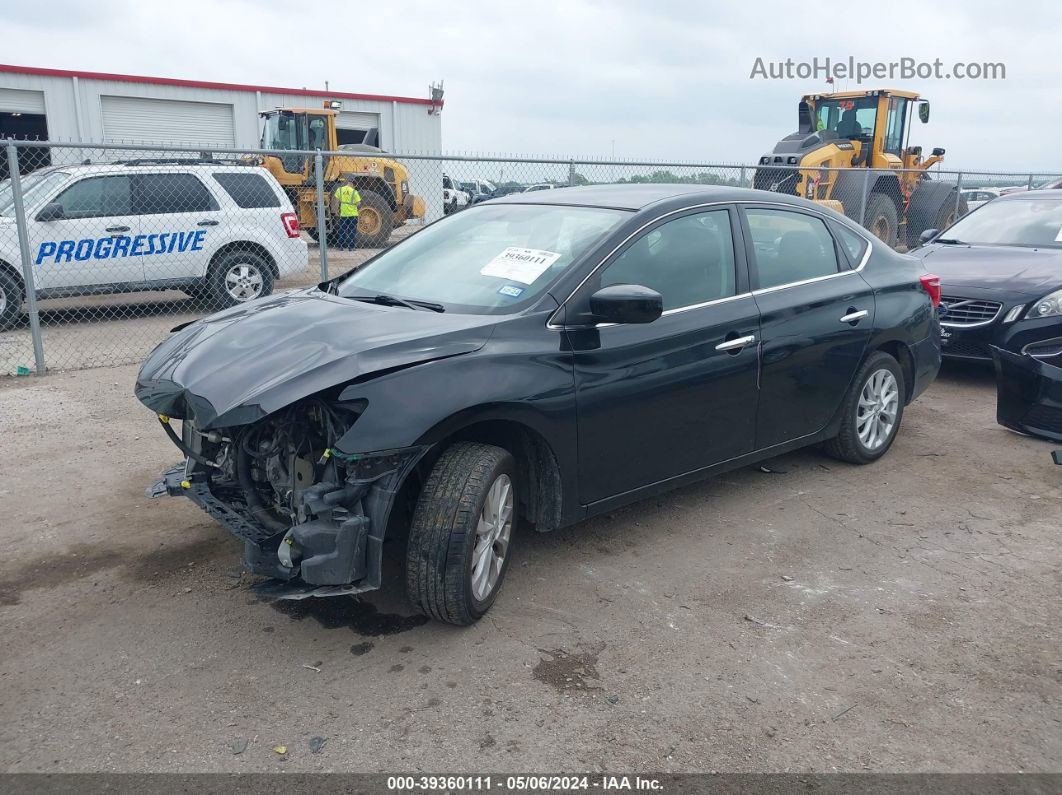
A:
0;226;418;376
0;362;1059;773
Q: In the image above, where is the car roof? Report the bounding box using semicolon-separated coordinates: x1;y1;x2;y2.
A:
29;161;264;177
491;183;818;211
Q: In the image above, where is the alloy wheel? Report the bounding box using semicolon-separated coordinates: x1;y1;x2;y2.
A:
471;473;513;601
224;263;265;302
857;368;899;451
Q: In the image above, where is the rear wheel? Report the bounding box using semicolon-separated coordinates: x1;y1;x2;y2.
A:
863;193;898;247
824;351;905;464
0;269;24;331
355;190;394;248
206;250;274;310
406;442;517;625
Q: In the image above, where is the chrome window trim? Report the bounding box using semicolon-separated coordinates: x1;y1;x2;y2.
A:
546;199;873;330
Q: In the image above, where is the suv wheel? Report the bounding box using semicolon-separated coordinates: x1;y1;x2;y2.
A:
406;442;517;625
0;269;24;331
824;351;905;464
206;250;274;310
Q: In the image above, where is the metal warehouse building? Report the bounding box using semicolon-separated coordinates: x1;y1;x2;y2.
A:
0;64;442;155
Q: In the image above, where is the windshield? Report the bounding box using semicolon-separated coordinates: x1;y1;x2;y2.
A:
0;170;70;217
337;203;629;313
938;197;1062;248
814;96;878;141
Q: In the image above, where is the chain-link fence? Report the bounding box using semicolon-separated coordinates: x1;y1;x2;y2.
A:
2;137;1060;376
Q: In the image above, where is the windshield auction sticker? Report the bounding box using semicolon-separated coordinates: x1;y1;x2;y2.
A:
481;247;562;284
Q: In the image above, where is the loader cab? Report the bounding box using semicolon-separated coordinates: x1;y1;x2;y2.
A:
259;109;337;183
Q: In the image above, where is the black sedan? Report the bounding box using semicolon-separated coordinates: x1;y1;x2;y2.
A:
912;191;1062;365
136;185;941;625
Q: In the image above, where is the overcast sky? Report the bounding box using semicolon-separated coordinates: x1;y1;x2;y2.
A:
0;0;1056;170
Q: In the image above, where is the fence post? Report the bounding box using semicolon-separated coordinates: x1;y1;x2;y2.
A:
858;169;871;225
954;172;963;219
314;149;329;281
739;165;747;188
568;159;576;187
5;142;46;376
1027;173;1035;190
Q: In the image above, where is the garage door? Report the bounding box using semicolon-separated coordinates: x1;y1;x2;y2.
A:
101;96;236;147
0;88;46;114
337;111;379;132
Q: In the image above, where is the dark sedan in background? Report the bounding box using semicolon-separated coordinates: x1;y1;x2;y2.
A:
137;185;942;625
913;191;1062;365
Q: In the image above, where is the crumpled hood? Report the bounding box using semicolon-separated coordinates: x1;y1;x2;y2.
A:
913;243;1062;299
135;289;498;429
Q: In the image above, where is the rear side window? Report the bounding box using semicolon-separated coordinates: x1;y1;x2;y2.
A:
135;173;219;215
52;175;132;219
833;223;869;266
213;172;281;209
745;208;840;290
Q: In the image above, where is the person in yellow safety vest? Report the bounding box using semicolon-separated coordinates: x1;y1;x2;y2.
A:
335;180;361;249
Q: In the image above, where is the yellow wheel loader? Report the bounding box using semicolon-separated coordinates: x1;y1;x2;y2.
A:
258;106;425;248
754;89;965;248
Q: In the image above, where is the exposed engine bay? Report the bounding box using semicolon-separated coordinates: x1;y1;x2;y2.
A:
151;397;422;599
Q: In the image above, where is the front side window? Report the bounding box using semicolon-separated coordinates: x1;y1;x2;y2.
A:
883;96;908;155
746;208;840;289
599;210;737;311
338;203;628;313
135;173;218;215
52;175;132;219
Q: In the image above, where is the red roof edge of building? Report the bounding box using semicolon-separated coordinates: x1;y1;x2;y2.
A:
0;64;442;108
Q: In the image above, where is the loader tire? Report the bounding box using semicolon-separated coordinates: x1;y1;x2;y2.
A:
863;193;899;248
356;190;395;248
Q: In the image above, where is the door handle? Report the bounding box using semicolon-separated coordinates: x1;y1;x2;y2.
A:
840;309;869;323
197;220;219;227
715;334;756;352
105;225;130;234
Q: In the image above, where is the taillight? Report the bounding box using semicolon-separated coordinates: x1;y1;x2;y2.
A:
920;273;941;307
281;212;300;238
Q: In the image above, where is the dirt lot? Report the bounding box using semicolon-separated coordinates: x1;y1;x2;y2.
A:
0;362;1059;773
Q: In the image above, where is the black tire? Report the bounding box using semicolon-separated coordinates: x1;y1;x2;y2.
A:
863;192;899;247
205;249;274;311
0;268;24;332
356;190;394;248
406;442;518;626
824;351;906;465
936;193;967;229
305;215;335;245
444;198;457;215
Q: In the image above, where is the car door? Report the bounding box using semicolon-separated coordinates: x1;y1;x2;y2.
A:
567;207;761;505
30;173;142;290
741;204;874;449
135;172;222;284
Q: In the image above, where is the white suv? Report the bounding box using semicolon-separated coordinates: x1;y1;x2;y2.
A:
0;161;308;330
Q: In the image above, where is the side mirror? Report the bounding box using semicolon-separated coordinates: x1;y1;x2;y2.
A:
589;284;663;325
36;202;65;222
919;228;939;245
918;102;930;123
931;147;946;157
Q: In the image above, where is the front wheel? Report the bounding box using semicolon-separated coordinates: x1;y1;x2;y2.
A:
356;190;394;248
824;351;906;464
406;442;517;625
863;193;899;248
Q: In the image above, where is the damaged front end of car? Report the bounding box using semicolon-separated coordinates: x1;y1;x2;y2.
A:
148;398;425;599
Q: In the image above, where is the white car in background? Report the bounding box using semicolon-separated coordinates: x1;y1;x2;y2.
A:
959;188;1003;212
523;183;556;192
442;174;470;214
0;161;307;330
